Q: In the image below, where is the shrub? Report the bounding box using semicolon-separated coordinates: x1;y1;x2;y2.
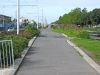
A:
0;24;40;61
77;31;90;39
2;35;28;59
23;24;40;39
0;24;40;66
11;36;28;58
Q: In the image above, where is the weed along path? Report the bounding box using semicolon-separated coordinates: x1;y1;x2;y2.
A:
16;29;99;75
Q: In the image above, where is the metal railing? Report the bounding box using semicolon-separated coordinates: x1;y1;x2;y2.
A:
0;40;14;69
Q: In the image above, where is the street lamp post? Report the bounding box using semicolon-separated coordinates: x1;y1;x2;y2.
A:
17;0;20;35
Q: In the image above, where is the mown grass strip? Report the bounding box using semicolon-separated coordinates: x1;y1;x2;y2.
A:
53;28;100;64
72;38;100;64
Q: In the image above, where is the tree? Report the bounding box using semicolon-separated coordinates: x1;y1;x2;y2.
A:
79;8;88;26
90;8;100;25
53;8;100;27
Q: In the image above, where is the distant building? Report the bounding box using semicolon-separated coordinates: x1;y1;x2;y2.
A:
0;15;11;24
0;15;14;31
20;16;29;27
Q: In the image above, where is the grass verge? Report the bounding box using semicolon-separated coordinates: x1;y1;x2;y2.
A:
53;28;100;65
72;38;100;64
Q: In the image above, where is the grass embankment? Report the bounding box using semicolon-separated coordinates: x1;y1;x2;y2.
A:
53;28;79;37
72;38;100;64
53;28;100;64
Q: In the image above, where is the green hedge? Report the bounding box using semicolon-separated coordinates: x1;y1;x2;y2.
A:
0;24;40;60
23;24;40;39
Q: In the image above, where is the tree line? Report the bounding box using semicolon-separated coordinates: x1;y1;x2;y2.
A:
54;8;100;27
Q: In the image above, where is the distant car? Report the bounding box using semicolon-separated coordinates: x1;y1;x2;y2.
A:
7;28;14;31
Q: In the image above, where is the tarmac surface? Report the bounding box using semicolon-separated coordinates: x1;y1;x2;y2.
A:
16;29;99;75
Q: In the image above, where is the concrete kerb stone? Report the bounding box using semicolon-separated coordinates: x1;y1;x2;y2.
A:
0;37;36;75
62;33;100;74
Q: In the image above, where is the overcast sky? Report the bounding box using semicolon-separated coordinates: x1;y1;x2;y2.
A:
0;0;100;23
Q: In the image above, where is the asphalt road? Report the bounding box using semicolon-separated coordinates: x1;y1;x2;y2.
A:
16;28;99;75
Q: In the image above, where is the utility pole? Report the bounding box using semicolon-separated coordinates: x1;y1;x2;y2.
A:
41;8;43;27
1;6;5;30
16;0;39;32
3;16;5;27
17;0;20;35
37;6;39;29
2;7;5;28
36;0;39;29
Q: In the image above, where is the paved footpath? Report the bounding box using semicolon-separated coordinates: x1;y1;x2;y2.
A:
16;29;99;75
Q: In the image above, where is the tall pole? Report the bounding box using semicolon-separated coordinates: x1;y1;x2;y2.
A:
42;8;44;27
17;0;20;35
2;6;5;28
37;16;39;29
37;6;39;29
36;0;39;29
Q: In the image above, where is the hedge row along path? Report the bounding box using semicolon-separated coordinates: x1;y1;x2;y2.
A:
16;28;99;75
